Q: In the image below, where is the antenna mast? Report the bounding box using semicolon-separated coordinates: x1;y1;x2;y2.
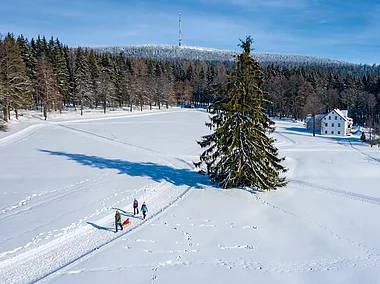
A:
179;10;182;46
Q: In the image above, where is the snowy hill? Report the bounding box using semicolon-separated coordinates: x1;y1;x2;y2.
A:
93;44;351;66
1;108;380;283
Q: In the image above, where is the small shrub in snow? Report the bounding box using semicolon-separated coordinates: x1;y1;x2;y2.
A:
360;132;366;142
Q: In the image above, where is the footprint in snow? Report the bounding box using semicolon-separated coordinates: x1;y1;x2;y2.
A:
242;225;258;229
136;239;157;243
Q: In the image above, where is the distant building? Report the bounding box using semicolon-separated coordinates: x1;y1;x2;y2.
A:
320;108;353;136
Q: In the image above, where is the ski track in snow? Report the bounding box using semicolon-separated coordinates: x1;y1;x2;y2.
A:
0;173;111;221
0;123;46;148
57;123;162;155
289;179;380;206
54;122;190;172
252;193;380;271
275;130;298;145
337;139;380;164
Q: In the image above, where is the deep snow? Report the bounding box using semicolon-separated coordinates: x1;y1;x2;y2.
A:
1;108;380;284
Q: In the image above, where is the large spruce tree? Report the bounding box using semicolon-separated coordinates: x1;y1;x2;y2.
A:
195;36;287;190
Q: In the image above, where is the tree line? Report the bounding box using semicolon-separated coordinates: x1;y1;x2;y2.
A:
0;33;228;122
262;64;380;129
1;33;380;131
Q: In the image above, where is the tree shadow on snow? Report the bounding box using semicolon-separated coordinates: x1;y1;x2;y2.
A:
280;126;371;148
39;149;209;189
87;222;114;232
283;126;311;134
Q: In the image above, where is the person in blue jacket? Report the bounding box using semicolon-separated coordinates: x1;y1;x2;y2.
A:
141;202;148;220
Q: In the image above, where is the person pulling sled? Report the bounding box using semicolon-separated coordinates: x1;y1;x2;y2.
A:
115;210;123;233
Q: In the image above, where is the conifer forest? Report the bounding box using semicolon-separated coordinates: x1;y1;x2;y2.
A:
1;33;380;132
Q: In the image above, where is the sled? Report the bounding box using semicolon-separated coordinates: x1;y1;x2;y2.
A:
122;218;131;228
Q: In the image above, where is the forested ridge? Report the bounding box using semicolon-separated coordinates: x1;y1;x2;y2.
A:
1;33;380;131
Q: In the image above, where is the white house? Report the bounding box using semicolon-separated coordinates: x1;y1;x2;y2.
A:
320;108;353;136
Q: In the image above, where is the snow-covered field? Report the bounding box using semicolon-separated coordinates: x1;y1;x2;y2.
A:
1;108;380;284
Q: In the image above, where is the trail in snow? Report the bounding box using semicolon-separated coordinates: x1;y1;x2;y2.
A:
0;124;46;148
337;139;380;164
289;179;380;206
252;193;380;270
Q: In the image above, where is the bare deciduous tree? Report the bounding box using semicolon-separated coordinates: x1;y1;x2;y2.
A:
36;57;59;120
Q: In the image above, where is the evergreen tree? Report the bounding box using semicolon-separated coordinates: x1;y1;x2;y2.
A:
17;35;36;95
88;49;100;108
52;38;69;112
112;53;128;108
74;47;90;115
97;54;115;113
194;36;287;190
64;46;75;107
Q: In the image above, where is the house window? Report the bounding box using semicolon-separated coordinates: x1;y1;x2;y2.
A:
332;123;334;127
329;116;331;120
331;131;334;134
338;123;341;127
335;116;337;120
338;131;341;134
325;131;327;134
325;123;328;127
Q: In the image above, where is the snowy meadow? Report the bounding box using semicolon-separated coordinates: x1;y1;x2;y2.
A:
1;108;380;284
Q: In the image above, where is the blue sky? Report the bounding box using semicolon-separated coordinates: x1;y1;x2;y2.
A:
1;0;379;64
